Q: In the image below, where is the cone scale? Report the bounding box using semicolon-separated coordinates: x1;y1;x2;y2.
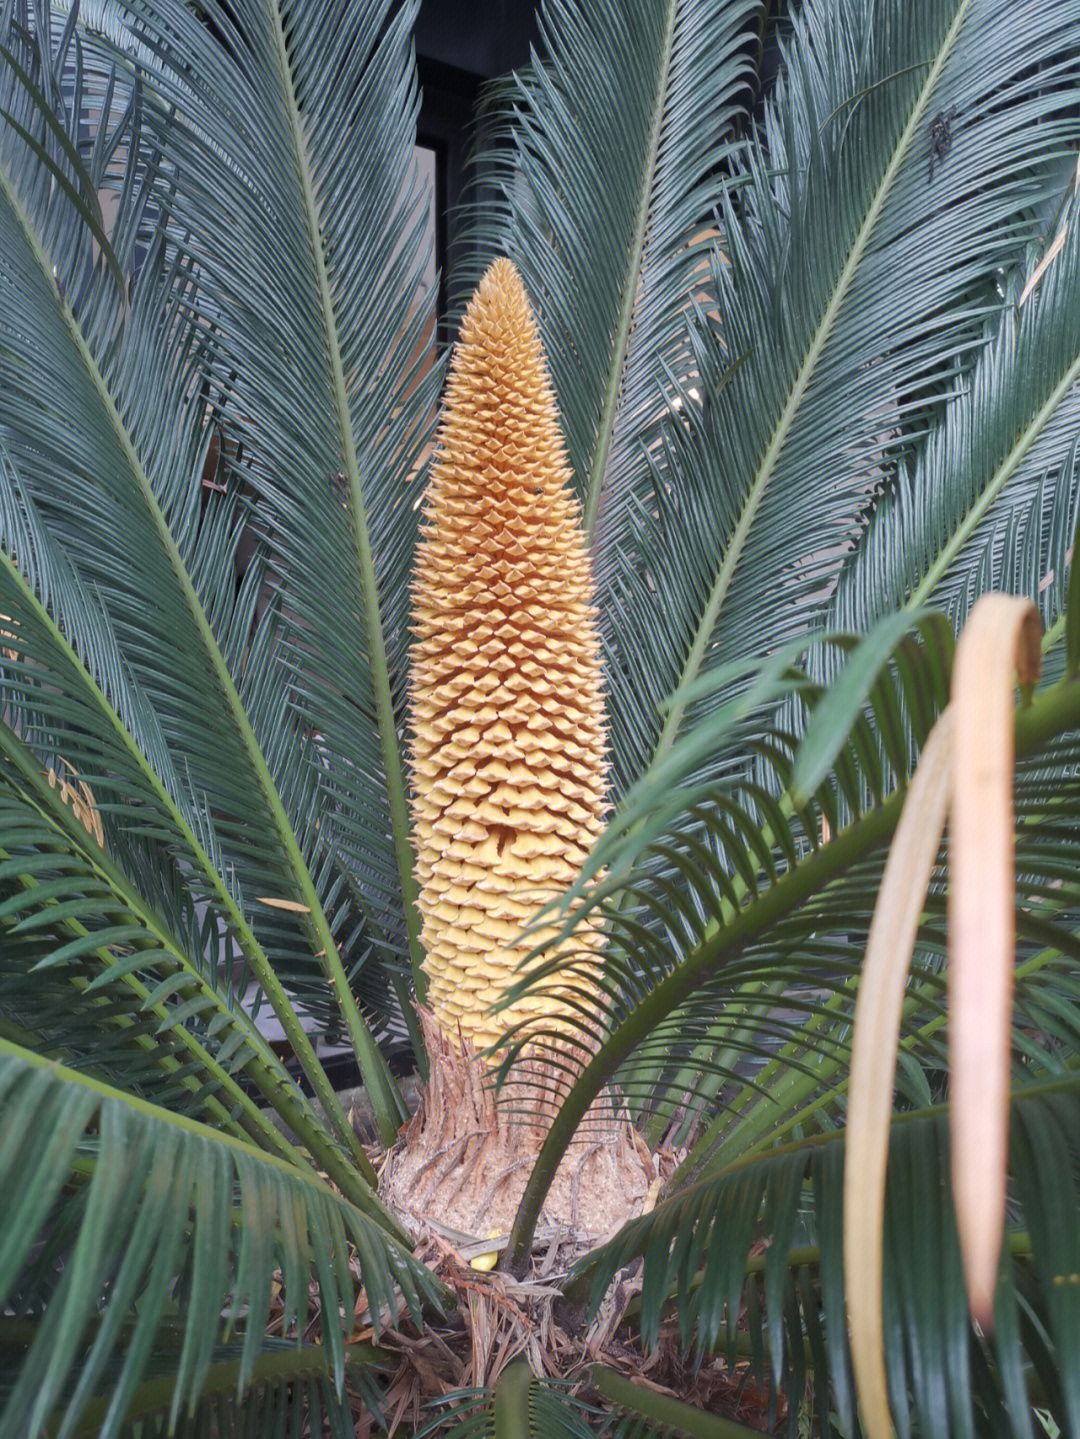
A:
409;257;606;1057
384;261;649;1244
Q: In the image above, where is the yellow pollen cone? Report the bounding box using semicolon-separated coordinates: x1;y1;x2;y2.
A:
409;258;606;1056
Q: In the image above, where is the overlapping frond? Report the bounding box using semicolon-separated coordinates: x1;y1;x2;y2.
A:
459;0;758;569
77;0;441;991
420;1370;599;1439
831;194;1080;638
513;612;952;974
503;616;1080;1261
573;1079;1080;1438
0;732;405;1211
605;0;1080;798
0;0;405;1117
0;1046;443;1439
0;442;396;1165
671;723;1080;1190
0;1338;386;1439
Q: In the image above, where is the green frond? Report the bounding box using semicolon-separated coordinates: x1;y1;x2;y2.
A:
0;439;384;1168
82;0;441;998
590;1365;768;1439
458;0;759;546
0;1044;444;1439
603;0;1080;798
573;1078;1080;1439
831;198;1080;638
420;1371;600;1439
503;624;1080;1260
0;738;400;1213
0;0;404;1126
0;1333;389;1439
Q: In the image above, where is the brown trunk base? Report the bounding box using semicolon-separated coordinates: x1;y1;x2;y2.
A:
381;1011;653;1247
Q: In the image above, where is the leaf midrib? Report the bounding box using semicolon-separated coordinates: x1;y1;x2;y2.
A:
0;821;296;1159
266;1;426;1007
907;325;1080;609
0;1036;414;1235
582;0;678;541
648;0;973;767
685;911;1080;1185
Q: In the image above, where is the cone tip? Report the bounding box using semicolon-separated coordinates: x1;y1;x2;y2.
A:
477;256;526;302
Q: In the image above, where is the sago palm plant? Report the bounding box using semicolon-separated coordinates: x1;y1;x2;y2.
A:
3;0;1080;1434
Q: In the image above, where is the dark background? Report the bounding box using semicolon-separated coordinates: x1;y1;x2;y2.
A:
414;2;540;316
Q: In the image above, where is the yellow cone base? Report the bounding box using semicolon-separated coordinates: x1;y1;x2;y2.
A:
381;1010;652;1246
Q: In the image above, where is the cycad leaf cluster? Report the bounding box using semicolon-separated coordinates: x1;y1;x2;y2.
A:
4;0;1080;1433
574;1082;1080;1439
0;1046;442;1438
607;0;1080;801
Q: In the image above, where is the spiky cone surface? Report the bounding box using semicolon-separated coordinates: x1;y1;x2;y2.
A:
409;257;607;1059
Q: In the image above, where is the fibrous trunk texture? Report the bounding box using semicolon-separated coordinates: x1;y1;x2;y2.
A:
384;259;649;1243
384;1008;651;1244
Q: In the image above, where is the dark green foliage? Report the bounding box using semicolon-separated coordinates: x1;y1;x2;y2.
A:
3;0;1080;1431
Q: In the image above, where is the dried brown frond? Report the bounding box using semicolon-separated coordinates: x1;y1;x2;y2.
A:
45;757;104;847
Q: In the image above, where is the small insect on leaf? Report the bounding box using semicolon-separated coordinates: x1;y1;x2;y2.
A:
928;105;957;180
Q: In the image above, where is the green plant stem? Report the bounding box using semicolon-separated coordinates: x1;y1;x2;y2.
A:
588;1363;768;1438
504;674;1080;1267
493;1359;535;1439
